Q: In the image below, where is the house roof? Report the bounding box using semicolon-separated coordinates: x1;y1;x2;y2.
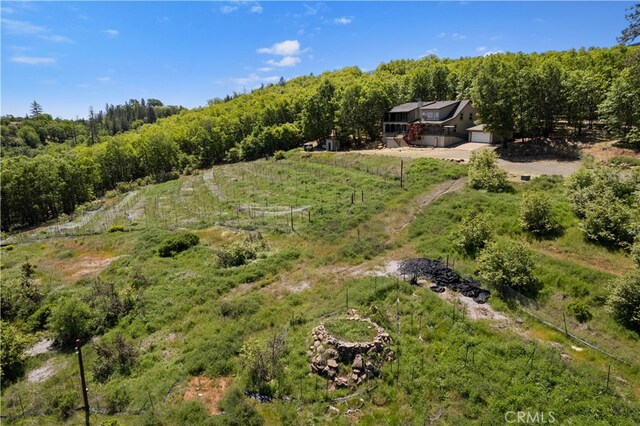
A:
388;102;420;113
420;100;472;124
466;124;486;132
419;100;459;110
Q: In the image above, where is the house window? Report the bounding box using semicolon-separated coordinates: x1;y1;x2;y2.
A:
469;113;473;121
459;113;463;120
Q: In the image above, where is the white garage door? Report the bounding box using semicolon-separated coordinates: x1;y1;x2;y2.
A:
471;131;492;143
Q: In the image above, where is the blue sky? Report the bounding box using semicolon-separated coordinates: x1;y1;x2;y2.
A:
0;1;633;119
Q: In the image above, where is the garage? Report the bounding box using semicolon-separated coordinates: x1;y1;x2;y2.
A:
467;124;493;144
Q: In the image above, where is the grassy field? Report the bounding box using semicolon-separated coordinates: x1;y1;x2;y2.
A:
1;151;639;425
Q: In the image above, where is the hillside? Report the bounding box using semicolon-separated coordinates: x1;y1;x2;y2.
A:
1;151;639;425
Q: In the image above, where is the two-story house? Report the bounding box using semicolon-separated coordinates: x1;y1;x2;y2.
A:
383;100;478;148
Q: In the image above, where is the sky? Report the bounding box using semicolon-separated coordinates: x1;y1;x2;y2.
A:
0;1;634;119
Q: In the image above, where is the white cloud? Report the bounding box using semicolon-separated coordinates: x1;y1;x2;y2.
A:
423;48;438;56
303;3;320;15
0;6;14;14
10;56;55;65
258;39;301;56
231;73;280;85
334;17;352;25
220;5;238;14
267;56;301;67
452;33;467;40
484;50;503;57
1;18;73;43
42;34;73;43
257;66;274;72
476;46;487;53
103;29;119;37
78;83;90;88
250;4;263;14
437;32;446;38
97;76;111;82
1;18;46;34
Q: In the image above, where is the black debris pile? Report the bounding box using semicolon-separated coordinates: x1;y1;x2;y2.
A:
399;258;490;304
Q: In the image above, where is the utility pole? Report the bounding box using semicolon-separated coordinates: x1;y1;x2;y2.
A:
76;339;90;426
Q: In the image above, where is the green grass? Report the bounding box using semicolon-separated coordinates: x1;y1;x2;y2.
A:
1;154;639;425
323;317;378;342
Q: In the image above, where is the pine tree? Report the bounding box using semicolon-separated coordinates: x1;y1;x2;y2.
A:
30;100;43;118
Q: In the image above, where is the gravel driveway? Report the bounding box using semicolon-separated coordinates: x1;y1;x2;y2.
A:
350;144;582;178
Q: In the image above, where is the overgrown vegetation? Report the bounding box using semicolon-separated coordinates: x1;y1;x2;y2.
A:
467;149;509;192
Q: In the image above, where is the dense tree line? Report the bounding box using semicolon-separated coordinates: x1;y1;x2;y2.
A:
2;45;639;231
0;98;184;157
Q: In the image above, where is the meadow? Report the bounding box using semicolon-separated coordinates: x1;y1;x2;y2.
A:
1;152;638;425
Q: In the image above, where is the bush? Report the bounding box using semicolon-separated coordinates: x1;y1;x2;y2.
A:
49;390;78;421
274;150;286;160
0;321;27;383
631;237;640;268
216;243;257;268
468;149;509;192
218;386;264;426
105;387;131;414
567;301;593;323
109;225;125;233
452;212;492;257
25;303;51;332
519;191;559;236
158;232;200;257
477;240;539;297
607;269;640;333
225;147;242;163
92;333;138;383
580;192;634;247
2;244;14;251
48;296;95;347
239;331;287;396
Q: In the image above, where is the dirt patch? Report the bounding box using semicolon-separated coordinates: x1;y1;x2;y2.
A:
27;359;65;383
26;338;54;356
183;376;234;415
439;288;508;322
69;255;121;280
580;140;640;163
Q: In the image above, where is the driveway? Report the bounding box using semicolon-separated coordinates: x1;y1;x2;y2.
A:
351;144;582;178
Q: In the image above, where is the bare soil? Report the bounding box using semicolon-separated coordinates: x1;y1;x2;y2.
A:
183;376;234;415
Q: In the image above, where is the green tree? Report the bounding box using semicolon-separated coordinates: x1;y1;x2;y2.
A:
30;100;43;118
301;79;336;142
520;191;559;236
0;321;27;383
17;125;40;148
598;68;640;141
472;56;515;147
477;240;539;297
607;268;640;333
618;3;640;45
48;296;95;347
467;149;509;192
453;211;492;257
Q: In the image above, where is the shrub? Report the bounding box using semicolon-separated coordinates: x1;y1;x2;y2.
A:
92;334;138;383
0;321;27;383
48;296;95;347
105;387;131;414
49;391;78;421
477;240;539;297
218;386;264;426
158;232;200;257
452;212;492;257
580;192;634;247
2;244;14;251
607;269;640;333
225;147;242;163
519;191;559;236
216;243;257;268
468;149;509;192
631;237;640;268
239;331;287;396
274;150;286;160
25;304;51;332
567;301;593;323
109;225;125;233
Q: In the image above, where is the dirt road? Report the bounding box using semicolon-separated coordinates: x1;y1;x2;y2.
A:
350;144;582;178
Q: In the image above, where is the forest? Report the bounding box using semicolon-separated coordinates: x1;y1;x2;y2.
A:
1;45;639;231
